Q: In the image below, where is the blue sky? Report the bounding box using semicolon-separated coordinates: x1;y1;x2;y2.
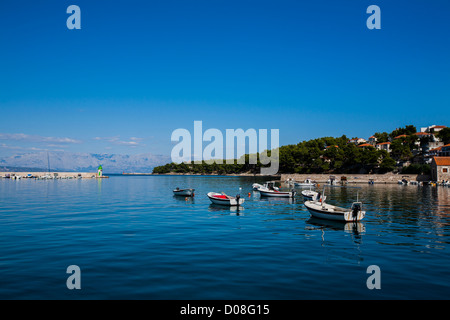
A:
1;0;449;158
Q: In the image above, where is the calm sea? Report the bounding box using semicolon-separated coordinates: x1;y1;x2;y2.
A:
0;175;449;299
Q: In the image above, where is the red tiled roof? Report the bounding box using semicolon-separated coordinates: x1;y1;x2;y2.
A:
357;143;373;147
433;125;447;128
394;134;408;139
414;132;430;136
434;157;450;166
377;142;391;145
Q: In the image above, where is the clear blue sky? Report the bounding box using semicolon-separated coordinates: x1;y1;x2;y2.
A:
1;0;449;157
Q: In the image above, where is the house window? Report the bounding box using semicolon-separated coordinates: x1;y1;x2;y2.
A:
443;167;448;173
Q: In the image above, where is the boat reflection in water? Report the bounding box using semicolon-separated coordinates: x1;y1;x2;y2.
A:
257;196;296;204
172;195;195;203
208;204;244;215
306;217;365;244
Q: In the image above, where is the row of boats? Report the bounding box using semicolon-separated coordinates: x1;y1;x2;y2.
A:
173;180;365;222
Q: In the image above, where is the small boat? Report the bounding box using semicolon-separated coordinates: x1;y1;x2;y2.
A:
304;187;365;221
253;181;279;192
301;189;319;201
294;179;315;187
207;192;244;206
304;186;365;222
259;188;296;198
304;200;365;222
173;188;195;197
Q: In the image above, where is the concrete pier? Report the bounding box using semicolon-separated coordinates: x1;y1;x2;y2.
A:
0;172;108;179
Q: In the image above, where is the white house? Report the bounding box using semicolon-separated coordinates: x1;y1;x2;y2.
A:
368;136;377;146
348;138;367;145
376;142;391;152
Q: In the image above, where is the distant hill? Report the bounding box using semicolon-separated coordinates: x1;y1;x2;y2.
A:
0;151;171;173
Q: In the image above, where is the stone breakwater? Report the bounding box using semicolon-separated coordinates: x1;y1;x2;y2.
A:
280;173;431;184
0;172;105;179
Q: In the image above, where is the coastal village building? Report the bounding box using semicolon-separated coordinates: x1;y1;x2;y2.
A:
348;138;367;145
357;143;374;149
348;124;446;160
429;146;442;157
376;142;391;152
440;144;450;157
420;125;447;134
431;157;450;182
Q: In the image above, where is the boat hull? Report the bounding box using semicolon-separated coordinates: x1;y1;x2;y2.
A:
173;189;195;197
304;201;365;222
259;189;295;198
207;192;245;206
301;190;318;201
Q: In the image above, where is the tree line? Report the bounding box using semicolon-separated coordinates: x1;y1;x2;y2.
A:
153;125;449;175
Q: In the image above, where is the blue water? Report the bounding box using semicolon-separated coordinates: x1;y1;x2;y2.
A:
1;175;450;299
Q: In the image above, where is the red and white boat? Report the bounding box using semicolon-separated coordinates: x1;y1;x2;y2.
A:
207;192;245;206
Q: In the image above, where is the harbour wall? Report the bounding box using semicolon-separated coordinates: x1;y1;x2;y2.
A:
280;173;431;184
1;172;102;179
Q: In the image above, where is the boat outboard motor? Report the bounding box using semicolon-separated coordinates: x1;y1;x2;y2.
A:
352;203;361;220
236;194;240;204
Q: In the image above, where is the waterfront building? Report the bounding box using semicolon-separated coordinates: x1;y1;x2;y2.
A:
431;157;450;182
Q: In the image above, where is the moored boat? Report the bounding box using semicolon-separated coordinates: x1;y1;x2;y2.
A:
304;199;365;222
301;189;318;201
207;192;244;206
294;179;315;187
173;188;195;197
253;181;279;192
259;188;296;198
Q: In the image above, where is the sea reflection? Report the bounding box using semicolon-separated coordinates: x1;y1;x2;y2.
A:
256;196;296;204
172;195;196;203
306;217;365;243
208;204;244;215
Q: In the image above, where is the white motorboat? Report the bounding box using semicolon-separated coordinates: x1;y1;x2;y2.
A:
207;192;244;206
301;189;319;201
173;188;195;197
304;199;365;222
259;188;296;198
253;181;279;191
304;186;365;221
294;179;315;187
